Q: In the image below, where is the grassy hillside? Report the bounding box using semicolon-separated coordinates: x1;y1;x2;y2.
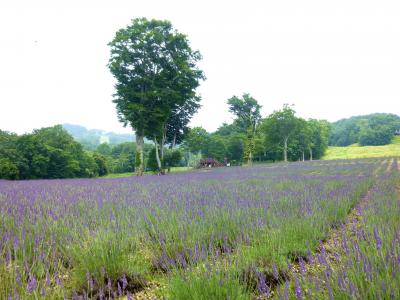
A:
323;136;400;160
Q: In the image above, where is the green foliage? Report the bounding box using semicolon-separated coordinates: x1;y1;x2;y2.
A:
93;153;108;176
227;93;262;133
147;147;182;172
261;104;301;161
330;113;400;146
203;135;227;161
164;149;183;168
166;98;201;148
147;148;159;172
168;268;250;300
96;143;112;156
260;106;330;162
307;119;330;159
359;125;393;146
0;158;19;179
184;127;210;155
108;18;204;173
226;133;246;163
69;229;148;296
0;125;98;180
227;93;262;163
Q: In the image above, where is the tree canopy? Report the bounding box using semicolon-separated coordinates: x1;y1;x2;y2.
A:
108;18;204;174
330;113;400;146
227;93;262;164
0;126;99;180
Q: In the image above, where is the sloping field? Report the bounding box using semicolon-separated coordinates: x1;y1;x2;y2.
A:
323;136;400;160
0;158;399;299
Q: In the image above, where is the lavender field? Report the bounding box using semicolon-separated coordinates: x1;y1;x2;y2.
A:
0;158;399;299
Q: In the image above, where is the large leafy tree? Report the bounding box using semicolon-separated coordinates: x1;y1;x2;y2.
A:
108;18;204;175
184;127;209;155
262;104;299;162
227;93;262;164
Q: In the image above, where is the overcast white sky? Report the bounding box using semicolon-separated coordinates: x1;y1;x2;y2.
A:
1;0;400;134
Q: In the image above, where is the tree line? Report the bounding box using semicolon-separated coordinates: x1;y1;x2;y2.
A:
184;99;330;165
329;113;400;146
0;126;101;180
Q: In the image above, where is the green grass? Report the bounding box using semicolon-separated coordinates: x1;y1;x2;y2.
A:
168;267;250;300
102;166;193;178
323;136;400;160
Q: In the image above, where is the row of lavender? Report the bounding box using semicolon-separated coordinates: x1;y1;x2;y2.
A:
0;158;389;298
277;158;400;299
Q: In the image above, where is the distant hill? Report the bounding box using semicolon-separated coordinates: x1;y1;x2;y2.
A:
62;124;135;150
323;136;400;160
329;113;400;146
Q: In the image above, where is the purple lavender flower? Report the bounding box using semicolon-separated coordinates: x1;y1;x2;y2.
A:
121;274;128;290
374;227;382;251
117;282;122;296
272;263;279;280
299;257;306;275
256;271;267;294
127;291;133;300
107;277;112;291
286;257;292;270
283;281;289;300
86;272;94;291
40;286;46;297
15;268;22;287
26;274;37;293
294;276;303;300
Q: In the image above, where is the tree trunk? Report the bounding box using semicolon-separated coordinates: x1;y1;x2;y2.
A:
136;132;144;176
161;126;166;161
309;147;313;161
171;132;177;149
247;151;253;165
302;151;305;161
154;137;162;172
160;140;164;162
283;136;288;162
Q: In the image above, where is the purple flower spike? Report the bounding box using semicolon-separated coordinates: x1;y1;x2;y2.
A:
99;288;104;300
127;291;133;300
294;276;303;300
374;227;382;251
117;282;122;295
121;274;128;290
272;263;279;280
26;274;37;293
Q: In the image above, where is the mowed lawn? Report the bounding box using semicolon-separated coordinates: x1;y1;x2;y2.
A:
323;136;400;160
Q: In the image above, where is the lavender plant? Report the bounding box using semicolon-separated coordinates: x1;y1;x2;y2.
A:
0;158;395;299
